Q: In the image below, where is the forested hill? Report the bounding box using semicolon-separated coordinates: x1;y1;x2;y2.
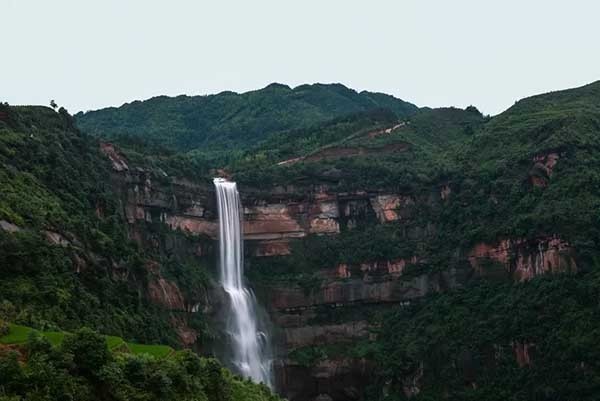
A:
74;83;418;151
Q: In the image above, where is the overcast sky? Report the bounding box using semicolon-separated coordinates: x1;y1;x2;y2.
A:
2;0;599;115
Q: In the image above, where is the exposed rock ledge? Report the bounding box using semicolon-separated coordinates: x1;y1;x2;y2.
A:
0;220;21;232
468;236;576;281
104;145;415;256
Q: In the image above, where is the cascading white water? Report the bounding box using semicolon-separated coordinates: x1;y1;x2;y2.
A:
214;178;273;388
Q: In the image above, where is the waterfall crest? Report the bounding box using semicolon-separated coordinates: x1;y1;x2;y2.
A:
214;178;273;388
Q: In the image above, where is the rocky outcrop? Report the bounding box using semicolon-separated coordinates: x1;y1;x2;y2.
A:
534;152;560;176
309;195;340;234
145;260;186;310
468;236;577;281
100;147;217;350
244;204;306;240
251;240;290;256
269;232;578;400
357;256;418;277
44;230;72;247
0;220;21;233
530;152;561;188
145;259;197;346
269;256;442;305
370;195;413;222
284;321;369;349
165;215;217;237
172;316;198;347
440;184;451;200
513;341;535;367
100;142;129;172
277;358;373;401
243;190;416;256
147;277;186;310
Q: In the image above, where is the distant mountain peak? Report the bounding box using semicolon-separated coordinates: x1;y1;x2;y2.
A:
263;82;292;91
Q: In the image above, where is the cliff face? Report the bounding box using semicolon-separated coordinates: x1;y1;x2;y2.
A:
101;142;580;401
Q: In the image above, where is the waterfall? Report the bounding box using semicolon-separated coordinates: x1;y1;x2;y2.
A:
213;178;273;388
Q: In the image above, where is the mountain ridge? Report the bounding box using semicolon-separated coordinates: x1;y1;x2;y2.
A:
74;82;419;151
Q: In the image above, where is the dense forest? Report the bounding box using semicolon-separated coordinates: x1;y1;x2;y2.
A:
75;83;418;151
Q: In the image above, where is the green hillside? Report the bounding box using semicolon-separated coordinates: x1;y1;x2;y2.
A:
74;83;418;151
0;103;205;346
451;80;600;251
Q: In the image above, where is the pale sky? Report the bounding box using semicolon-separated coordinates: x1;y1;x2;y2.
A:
2;0;599;116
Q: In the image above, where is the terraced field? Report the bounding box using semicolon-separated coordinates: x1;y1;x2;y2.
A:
0;323;175;358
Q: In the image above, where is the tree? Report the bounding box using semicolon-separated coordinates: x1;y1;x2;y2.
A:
61;327;111;378
0;352;25;394
50;100;58;110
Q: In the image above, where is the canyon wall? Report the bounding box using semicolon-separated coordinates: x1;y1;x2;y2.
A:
100;143;578;401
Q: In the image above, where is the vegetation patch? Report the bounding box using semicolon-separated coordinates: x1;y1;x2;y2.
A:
0;323;174;358
0;326;280;401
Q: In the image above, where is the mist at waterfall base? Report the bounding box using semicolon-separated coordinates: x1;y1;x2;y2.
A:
213;178;274;388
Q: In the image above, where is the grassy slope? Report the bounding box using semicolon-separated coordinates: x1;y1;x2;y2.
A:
0;324;174;358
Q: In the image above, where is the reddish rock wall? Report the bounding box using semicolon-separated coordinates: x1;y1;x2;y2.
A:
468;236;577;281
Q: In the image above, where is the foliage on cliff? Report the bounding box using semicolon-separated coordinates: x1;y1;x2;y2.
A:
0;327;278;401
0;104;197;346
75;83;418;151
368;268;600;401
